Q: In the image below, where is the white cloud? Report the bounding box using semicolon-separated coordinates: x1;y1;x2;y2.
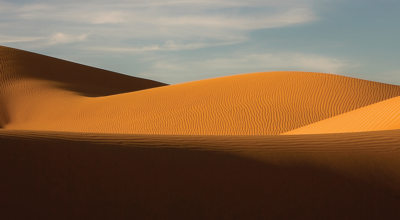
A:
146;8;315;29
0;0;318;51
0;35;43;43
154;53;348;73
18;4;54;12
86;38;246;52
91;11;126;24
0;1;13;12
48;32;89;45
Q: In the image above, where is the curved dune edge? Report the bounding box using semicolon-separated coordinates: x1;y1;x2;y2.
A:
0;46;167;96
0;45;167;128
282;95;400;135
4;71;400;135
1;129;400;219
2;46;400;135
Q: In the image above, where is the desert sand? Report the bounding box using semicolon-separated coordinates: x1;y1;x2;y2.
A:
1;45;400;219
283;95;400;134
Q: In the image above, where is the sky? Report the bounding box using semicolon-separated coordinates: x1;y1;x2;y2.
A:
1;0;399;85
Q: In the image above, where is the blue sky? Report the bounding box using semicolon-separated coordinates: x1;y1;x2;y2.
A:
1;0;399;85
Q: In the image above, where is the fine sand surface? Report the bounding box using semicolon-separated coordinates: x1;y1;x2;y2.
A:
1;129;400;219
283;95;400;135
2;45;400;135
1;45;400;219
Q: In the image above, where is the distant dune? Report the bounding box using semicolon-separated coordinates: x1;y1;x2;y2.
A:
1;46;400;219
283;95;400;135
1;46;400;134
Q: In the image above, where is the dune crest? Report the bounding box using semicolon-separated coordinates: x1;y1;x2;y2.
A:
2;46;400;135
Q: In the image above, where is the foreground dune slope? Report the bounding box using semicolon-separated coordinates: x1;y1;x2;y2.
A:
2;46;400;134
283;95;400;135
1;129;400;219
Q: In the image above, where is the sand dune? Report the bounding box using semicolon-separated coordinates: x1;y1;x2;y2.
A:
2;46;400;134
283;95;400;135
0;46;166;128
1;129;400;219
1;46;400;219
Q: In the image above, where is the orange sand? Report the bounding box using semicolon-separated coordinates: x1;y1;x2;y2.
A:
0;46;166;128
283;95;400;135
1;46;400;134
1;46;400;219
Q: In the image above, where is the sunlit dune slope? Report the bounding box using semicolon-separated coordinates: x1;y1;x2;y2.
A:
1;129;400;219
283;95;400;135
2;46;400;134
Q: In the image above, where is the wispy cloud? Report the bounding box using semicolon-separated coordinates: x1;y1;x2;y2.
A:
152;53;348;73
90;11;127;24
48;32;89;45
86;38;246;52
0;0;318;51
0;35;43;43
143;52;351;83
18;3;54;13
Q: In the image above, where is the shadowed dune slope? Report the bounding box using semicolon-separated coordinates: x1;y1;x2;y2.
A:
283;95;400;135
1;129;400;219
1;47;400;135
0;46;167;96
0;46;167;127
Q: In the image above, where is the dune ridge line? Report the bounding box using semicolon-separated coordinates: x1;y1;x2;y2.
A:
1;46;400;135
